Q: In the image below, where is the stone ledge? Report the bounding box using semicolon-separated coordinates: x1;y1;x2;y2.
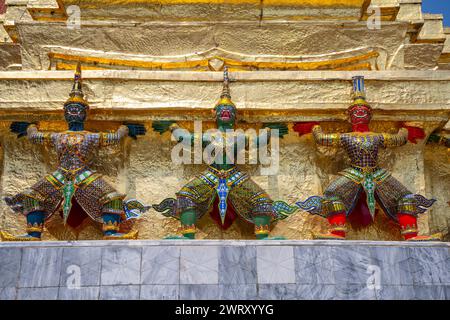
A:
1;239;449;248
0;70;449;122
1;70;450;81
0;240;448;300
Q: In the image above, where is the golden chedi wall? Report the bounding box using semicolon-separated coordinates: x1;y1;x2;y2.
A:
0;0;449;241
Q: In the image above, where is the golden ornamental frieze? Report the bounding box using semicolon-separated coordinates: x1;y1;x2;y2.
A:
46;46;383;71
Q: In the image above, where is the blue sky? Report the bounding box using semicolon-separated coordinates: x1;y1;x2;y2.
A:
422;0;450;26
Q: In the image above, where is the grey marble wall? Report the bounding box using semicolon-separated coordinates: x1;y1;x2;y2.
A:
0;240;449;300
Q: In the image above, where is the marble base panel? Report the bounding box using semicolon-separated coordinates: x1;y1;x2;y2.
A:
0;240;448;300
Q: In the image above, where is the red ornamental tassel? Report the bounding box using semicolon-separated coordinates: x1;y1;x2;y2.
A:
209;197;237;230
349;192;373;227
293;122;320;136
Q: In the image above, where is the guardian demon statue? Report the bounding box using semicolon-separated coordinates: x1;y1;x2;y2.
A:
152;67;291;239
292;76;440;241
1;63;149;241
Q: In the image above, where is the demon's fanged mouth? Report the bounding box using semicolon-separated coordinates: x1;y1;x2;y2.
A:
220;109;232;120
353;111;367;118
349;106;371;122
67;110;81;116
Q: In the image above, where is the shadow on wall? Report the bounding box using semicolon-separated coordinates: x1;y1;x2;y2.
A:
424;145;450;240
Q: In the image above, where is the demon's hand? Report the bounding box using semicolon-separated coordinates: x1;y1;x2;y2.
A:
10;122;34;138
293;122;320;136
428;133;440;144
124;123;147;139
152;121;176;135
261;123;289;139
428;133;450;147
